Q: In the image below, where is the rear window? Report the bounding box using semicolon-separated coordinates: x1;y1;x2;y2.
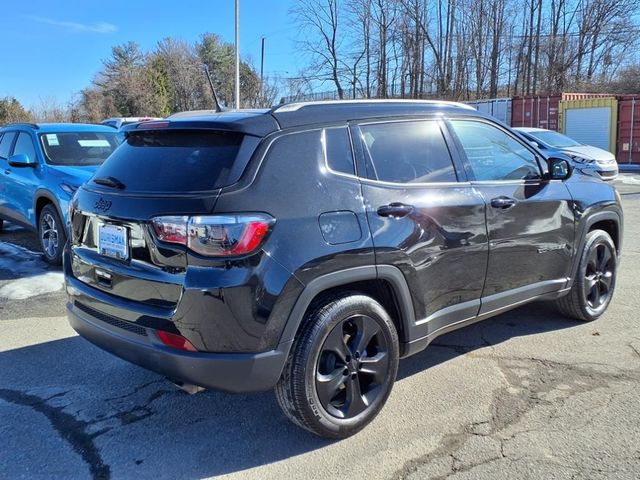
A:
92;130;247;193
40;132;120;166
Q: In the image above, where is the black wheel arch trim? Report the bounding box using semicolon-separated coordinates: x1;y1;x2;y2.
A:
33;189;65;227
278;264;416;350
570;209;622;283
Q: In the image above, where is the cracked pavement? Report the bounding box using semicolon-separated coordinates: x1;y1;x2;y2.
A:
1;173;640;479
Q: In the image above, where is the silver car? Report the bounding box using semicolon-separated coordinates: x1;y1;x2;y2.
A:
515;127;619;181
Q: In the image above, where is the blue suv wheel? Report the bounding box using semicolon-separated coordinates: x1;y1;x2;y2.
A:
39;204;66;265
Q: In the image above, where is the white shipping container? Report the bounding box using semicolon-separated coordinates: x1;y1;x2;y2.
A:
465;98;512;125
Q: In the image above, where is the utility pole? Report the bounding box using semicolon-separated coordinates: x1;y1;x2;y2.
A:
234;0;240;109
260;36;265;85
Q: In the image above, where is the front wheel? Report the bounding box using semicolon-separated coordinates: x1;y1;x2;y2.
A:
275;294;399;438
39;204;66;266
556;229;617;321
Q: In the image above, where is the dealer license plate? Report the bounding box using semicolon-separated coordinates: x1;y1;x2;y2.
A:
98;224;129;260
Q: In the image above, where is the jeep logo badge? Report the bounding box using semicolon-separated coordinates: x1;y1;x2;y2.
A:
94;198;112;212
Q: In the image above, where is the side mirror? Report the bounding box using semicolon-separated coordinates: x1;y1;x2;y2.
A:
8;153;37;168
548;157;572;180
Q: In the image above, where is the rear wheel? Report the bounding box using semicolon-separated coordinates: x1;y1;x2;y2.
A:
275;294;399;438
39;204;66;266
556;229;617;321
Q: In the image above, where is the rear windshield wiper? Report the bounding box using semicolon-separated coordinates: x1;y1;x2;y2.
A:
94;176;126;190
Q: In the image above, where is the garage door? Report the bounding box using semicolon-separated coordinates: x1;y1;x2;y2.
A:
565;107;611;152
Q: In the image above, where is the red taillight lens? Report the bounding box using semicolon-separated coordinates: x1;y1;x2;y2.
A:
228;221;271;255
156;330;198;352
150;214;274;257
151;216;189;244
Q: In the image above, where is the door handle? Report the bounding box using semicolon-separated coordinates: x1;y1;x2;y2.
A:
4;169;10;175
377;203;414;218
490;196;517;209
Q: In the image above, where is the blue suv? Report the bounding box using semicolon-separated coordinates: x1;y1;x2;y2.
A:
0;123;121;264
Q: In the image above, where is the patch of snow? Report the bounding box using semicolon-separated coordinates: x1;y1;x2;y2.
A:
0;242;47;276
0;271;64;300
619;175;640;185
0;241;64;300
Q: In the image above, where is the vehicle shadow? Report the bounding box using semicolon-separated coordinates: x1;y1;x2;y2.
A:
0;223;58;282
0;222;43;257
398;301;577;380
0;301;578;478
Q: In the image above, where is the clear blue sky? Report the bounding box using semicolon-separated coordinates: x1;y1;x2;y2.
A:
0;0;301;107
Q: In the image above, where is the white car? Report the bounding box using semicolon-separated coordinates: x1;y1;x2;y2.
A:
101;117;162;129
514;127;618;181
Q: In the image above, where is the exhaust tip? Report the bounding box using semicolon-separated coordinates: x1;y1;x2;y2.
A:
169;378;205;395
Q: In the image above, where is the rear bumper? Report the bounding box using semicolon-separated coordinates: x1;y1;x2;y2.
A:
67;300;291;393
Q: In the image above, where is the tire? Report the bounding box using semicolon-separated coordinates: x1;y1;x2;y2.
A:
556;229;617;321
275;293;399;439
38;204;66;266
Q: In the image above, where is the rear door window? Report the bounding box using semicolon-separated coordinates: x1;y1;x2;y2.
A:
92;130;249;193
358;120;457;183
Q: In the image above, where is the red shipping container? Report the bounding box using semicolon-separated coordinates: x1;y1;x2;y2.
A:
511;93;613;131
617;96;640;165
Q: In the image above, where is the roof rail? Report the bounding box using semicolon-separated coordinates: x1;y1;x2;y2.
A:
3;122;40;129
271;99;476;113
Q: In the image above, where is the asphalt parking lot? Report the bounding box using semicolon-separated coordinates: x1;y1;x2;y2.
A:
1;174;640;480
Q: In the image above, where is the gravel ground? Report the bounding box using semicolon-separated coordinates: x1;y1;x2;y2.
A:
1;174;639;479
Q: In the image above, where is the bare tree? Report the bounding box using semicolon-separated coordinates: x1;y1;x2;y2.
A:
291;0;346;98
30;97;72;122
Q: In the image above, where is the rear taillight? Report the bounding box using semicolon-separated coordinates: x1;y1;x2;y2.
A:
151;214;274;257
151;215;189;244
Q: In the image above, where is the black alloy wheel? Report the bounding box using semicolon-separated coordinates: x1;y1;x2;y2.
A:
315;314;390;419
583;241;615;311
275;294;399;439
556;229;617;321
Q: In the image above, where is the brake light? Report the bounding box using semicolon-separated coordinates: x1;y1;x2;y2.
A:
151;216;189;243
151;214;274;257
139;121;170;129
156;330;198;352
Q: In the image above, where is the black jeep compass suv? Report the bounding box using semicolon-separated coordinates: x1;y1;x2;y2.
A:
65;100;623;438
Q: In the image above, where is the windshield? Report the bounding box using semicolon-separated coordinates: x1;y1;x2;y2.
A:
40;132;121;166
529;130;581;148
